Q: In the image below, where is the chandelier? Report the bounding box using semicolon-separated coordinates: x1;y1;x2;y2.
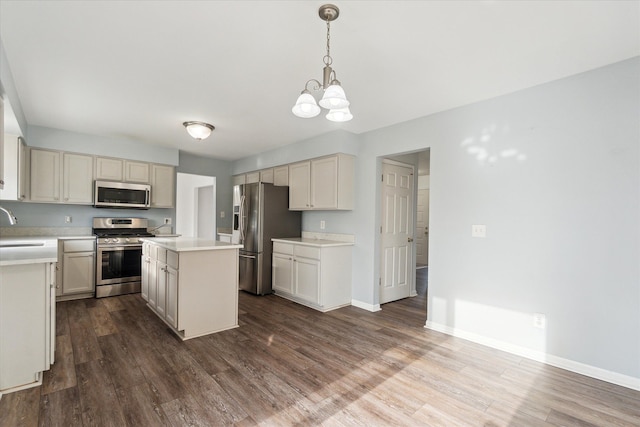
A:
292;4;352;122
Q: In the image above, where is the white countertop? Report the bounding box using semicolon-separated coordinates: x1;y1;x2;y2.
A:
0;237;59;266
142;236;243;252
272;237;355;247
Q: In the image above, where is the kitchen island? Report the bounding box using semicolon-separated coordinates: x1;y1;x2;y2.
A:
141;237;243;340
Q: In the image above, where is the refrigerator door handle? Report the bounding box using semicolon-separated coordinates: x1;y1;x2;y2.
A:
239;194;246;243
239;254;256;259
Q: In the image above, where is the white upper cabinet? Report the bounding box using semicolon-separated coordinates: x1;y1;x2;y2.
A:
150;164;175;208
289;161;311;210
232;174;246;186
124;160;150;183
273;166;289;186
289;153;354;210
31;150;94;204
0;135;27;201
30;149;61;202
62;153;94;204
245;171;260;184
259;168;274;184
95;157;123;181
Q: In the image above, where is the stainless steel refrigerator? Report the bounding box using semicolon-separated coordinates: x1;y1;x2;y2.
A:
233;182;301;295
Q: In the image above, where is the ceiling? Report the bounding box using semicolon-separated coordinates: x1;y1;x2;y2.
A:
1;1;638;161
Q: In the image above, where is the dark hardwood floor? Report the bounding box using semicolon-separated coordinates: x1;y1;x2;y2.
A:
1;271;639;426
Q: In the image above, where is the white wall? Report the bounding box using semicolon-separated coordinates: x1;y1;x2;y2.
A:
176;173;215;238
233;57;640;388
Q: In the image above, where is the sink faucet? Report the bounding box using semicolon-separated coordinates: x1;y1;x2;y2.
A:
0;206;18;225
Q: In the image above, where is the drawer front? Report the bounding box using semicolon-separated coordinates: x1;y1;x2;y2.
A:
63;239;95;252
294;245;320;260
273;242;294;255
167;250;179;269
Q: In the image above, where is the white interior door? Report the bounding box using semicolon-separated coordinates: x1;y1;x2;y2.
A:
380;161;414;304
416;188;429;266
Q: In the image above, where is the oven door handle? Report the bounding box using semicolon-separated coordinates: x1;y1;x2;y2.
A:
98;245;143;252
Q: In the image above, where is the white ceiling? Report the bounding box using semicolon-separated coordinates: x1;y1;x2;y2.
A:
1;1;638;161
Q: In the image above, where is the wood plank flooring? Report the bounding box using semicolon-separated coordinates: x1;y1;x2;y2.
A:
1;277;639;426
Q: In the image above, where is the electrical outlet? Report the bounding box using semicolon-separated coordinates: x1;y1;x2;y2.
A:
220;211;225;218
471;224;486;238
533;313;546;329
320;220;326;230
65;216;72;224
164;218;172;225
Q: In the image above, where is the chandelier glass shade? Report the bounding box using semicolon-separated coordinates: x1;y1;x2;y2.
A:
292;4;352;122
183;121;215;140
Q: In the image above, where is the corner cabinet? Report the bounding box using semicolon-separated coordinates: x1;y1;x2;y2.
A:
142;240;239;340
150;164;175;208
272;239;353;312
289;153;354;210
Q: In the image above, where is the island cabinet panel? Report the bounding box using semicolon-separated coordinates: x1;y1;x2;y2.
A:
272;239;352;312
143;240;239;340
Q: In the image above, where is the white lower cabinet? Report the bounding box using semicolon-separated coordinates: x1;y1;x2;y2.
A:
0;262;55;393
272;239;353;312
146;245;178;325
57;238;95;300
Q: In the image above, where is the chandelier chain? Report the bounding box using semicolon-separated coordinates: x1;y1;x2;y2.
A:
324;19;332;66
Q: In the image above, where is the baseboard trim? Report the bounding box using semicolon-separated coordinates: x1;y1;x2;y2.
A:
424;321;640;392
351;299;381;312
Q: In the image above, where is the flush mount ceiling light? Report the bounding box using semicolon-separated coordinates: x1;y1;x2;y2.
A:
183;121;215;140
292;4;352;122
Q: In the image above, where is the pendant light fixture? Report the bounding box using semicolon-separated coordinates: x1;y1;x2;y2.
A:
183;121;215;140
292;4;352;122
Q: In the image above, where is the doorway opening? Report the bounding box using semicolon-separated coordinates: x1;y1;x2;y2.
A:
176;173;216;239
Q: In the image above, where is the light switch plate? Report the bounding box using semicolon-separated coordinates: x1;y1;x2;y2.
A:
472;224;486;238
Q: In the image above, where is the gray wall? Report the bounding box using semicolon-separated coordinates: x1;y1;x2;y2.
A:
176;151;233;230
233;57;640;384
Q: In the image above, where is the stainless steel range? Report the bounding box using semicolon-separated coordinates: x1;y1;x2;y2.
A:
93;217;153;298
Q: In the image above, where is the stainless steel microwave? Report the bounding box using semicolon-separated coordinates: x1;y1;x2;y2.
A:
94;180;151;209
